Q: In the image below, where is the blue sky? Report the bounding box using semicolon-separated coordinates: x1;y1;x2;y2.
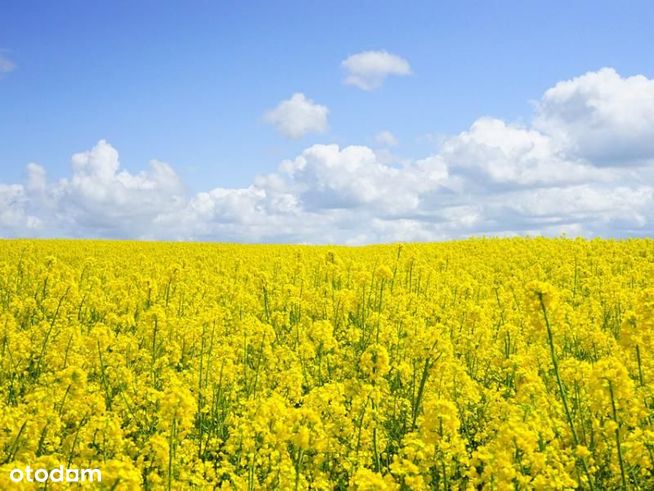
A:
1;1;654;242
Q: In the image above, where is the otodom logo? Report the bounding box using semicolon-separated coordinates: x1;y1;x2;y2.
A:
9;465;102;484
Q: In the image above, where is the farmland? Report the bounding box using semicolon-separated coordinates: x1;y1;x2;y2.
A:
1;238;653;489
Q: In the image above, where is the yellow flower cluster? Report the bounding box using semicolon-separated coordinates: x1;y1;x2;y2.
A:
1;238;654;489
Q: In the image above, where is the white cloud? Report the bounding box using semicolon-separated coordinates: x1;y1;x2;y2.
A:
0;53;16;77
275;143;447;214
439;117;612;187
2;68;654;243
264;93;329;139
375;130;399;147
0;184;29;229
342;50;412;90
2;140;186;238
535;68;654;165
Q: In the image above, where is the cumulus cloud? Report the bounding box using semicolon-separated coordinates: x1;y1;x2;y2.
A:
0;53;16;77
342;50;412;90
1;140;186;239
0;184;33;229
274;144;447;213
535;68;654;165
264;93;329;139
439;117;613;187
2;67;654;243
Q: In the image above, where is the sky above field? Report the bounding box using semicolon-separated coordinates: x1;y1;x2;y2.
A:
1;1;654;243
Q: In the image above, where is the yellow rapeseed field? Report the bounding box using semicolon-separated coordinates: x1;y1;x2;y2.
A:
1;238;654;490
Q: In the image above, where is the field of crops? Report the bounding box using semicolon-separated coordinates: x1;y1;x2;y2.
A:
1;239;654;489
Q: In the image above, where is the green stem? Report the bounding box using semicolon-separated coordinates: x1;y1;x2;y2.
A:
636;345;644;387
608;380;627;490
168;417;177;491
538;293;594;491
